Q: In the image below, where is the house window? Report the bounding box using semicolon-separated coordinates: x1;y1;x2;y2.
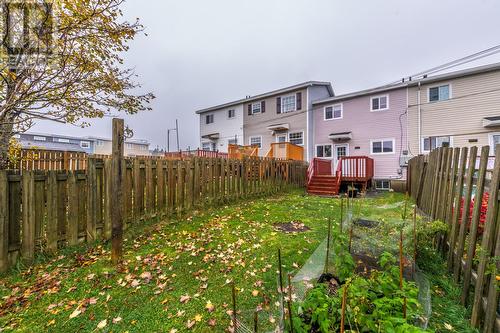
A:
249;136;262;148
57;138;70;143
422;136;451;152
316;145;333;158
371;95;389;111
33;136;46;141
205;114;214;124
371;139;395;154
228;138;237;145
375;180;391;190
490;134;500;151
228;109;235;119
429;84;450;102
325;104;342;120
202;142;214;151
281;95;296;113
251;102;262;114
80;141;91;149
289;132;304;146
276;134;287;143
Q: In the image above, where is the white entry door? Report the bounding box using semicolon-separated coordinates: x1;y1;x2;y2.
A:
334;144;349;171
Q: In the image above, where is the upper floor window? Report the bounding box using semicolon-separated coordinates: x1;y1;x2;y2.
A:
281;95;296;113
205;114;214;124
33;136;46;141
423;136;451;152
371;95;389;111
325;104;342;120
429;84;450;102
202;142;214;151
80;141;91;149
228;109;235;119
57;138;70;143
249;136;262;148
251;102;262;114
371;139;394;154
490;133;500;151
316;144;333;158
289;132;304;146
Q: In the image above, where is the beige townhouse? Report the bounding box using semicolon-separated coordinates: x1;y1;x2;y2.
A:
407;63;500;156
243;81;334;161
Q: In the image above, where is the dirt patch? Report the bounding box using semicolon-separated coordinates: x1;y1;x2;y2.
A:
273;221;311;233
353;218;379;228
353;252;380;277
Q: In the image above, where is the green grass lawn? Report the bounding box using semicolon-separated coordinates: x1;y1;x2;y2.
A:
0;190;476;332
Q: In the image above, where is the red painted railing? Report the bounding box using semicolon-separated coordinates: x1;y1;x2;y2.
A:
307;156;374;189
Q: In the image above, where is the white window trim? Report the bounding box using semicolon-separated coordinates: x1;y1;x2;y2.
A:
375;179;391;190
315;144;334;159
427;82;452;103
57;138;70;143
288;131;305;146
488;133;500;152
33;136;46;141
281;94;297;113
275;134;287;143
227;109;236;119
324;103;343;121
370;138;396;155
249;135;262;148
251;102;262;114
421;136;454;153
370;94;390;112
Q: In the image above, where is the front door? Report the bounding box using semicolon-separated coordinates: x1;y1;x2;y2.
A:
334;144;349;172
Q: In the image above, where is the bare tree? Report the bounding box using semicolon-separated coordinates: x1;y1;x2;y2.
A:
0;0;154;169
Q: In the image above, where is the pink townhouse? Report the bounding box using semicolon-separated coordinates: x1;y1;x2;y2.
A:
311;84;409;190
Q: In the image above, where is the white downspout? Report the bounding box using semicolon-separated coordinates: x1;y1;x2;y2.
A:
417;82;422;154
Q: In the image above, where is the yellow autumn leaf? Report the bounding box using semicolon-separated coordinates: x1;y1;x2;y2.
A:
97;319;107;329
194;314;203;322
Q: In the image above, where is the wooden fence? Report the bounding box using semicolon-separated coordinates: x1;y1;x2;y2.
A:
408;145;500;332
12;149;89;171
0;156;307;272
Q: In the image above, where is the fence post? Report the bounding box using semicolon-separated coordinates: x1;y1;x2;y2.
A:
86;158;97;242
0;171;8;272
447;147;468;270
111;118;124;265
67;172;79;245
461;145;489;304
471;145;500;327
47;171;58;251
453;146;477;282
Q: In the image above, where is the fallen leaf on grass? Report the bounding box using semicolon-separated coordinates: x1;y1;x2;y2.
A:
208;318;216;326
205;301;215;312
179;294;191;304
186;319;195;329
112;317;122;323
69;309;81;319
97;319;107;329
252;290;259;297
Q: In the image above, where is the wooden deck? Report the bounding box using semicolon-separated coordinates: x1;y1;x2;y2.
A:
307;156;374;195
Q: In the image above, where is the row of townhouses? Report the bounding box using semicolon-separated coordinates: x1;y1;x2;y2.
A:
196;62;500;189
15;132;151;157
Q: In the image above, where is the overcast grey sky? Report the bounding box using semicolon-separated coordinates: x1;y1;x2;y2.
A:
32;0;500;151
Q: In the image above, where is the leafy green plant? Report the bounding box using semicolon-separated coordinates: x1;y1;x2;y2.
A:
290;252;425;332
330;232;355;282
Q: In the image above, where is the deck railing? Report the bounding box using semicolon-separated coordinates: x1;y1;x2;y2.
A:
265;142;304;161
307;156;374;189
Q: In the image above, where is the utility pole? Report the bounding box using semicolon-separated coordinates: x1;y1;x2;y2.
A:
166;120;180;152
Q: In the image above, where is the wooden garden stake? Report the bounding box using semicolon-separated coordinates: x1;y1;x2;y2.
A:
348;225;353;253
231;282;237;330
111;118;124;265
340;284;348;333
287;274;294;333
399;229;407;319
325;218;332;273
278;248;285;327
340;197;343;233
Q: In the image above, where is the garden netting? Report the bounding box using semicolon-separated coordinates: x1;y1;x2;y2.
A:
237;195;432;332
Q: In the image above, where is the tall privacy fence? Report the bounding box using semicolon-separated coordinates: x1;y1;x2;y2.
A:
408;145;500;333
0;156;307;272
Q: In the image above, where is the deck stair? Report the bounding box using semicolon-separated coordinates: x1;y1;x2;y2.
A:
306;157;374;196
